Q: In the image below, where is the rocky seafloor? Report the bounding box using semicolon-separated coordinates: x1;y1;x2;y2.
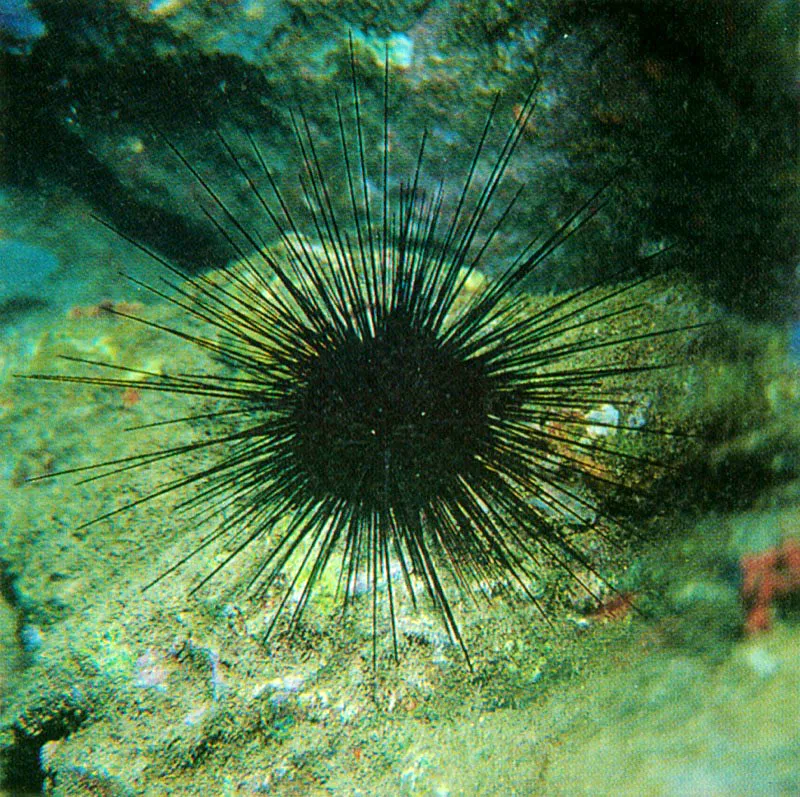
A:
3;242;800;794
1;1;798;794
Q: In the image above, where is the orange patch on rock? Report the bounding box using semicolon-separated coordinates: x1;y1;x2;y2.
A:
741;539;800;634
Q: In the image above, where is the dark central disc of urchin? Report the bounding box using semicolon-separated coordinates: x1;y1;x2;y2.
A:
26;36;686;669
293;312;496;510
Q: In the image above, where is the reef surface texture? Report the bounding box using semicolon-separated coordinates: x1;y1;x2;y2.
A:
1;1;798;794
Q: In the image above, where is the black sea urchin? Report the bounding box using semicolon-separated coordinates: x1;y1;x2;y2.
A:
28;40;692;668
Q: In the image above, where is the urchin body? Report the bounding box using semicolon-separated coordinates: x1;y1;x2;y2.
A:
26;38;689;667
292;312;492;509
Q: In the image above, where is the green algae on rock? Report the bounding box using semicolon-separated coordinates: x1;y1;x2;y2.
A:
1;3;797;794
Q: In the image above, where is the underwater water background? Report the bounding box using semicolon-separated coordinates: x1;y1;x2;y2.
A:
1;1;799;795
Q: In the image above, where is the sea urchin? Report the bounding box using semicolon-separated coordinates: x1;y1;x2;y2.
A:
27;38;693;669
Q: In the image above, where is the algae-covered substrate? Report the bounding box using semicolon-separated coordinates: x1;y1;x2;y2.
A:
2;241;799;795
